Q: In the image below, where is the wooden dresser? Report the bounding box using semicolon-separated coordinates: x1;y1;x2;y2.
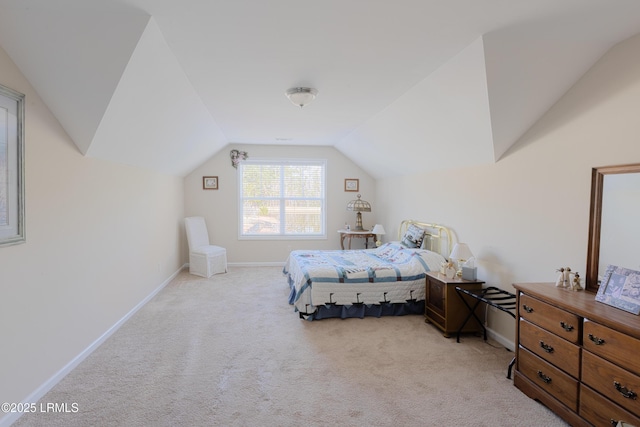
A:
513;282;640;426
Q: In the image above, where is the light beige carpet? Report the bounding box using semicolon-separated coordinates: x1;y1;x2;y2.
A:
14;267;567;426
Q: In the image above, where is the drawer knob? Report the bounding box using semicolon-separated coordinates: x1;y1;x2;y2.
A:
614;381;637;399
588;333;605;345
537;370;552;384
539;341;554;353
559;321;574;332
522;304;533;313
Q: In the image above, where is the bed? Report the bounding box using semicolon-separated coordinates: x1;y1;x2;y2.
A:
284;220;453;320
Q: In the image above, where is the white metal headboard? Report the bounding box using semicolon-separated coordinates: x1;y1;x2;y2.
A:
398;220;454;260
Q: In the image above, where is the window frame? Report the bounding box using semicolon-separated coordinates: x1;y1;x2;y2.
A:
238;158;327;240
0;83;25;247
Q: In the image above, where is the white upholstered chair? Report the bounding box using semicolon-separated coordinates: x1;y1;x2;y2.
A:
184;216;227;277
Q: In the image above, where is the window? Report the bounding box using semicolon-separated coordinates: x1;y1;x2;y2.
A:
0;84;25;247
239;159;326;239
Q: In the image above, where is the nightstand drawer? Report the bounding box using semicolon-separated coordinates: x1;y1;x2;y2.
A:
519;293;581;344
425;276;445;317
518;346;579;411
519;318;581;378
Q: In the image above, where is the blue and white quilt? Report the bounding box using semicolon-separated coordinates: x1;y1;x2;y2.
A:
284;242;446;318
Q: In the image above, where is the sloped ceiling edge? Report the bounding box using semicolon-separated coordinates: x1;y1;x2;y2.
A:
88;18;227;176
336;37;494;180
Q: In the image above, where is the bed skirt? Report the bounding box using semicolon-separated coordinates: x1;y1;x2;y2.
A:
300;300;425;321
287;279;424;321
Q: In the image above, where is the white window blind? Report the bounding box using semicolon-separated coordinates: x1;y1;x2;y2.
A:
239;159;326;238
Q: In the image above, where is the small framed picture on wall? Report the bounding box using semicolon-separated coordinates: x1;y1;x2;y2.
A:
344;178;359;192
203;176;219;190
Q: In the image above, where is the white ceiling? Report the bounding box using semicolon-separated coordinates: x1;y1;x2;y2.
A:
1;0;640;178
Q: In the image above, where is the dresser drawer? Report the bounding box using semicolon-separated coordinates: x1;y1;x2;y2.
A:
519;293;581;344
518;346;579;411
584;319;640;376
519;318;581;378
582;350;640;416
579;384;640;427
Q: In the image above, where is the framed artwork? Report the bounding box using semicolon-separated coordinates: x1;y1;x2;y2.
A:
203;176;219;190
344;178;359;192
0;84;25;247
595;265;640;315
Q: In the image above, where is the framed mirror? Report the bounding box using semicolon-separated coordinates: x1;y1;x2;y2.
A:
586;163;640;292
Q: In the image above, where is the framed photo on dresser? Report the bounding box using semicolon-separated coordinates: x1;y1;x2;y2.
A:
595;264;640;315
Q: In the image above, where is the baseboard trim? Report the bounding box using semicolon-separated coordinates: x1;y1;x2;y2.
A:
228;262;285;267
0;264;187;427
185;262;285;268
486;328;515;352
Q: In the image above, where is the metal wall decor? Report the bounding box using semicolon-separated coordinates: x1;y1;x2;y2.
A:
230;149;248;168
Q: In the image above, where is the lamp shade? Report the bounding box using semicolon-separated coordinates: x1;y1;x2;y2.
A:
346;194;371;212
372;224;386;247
450;243;473;261
371;224;386;235
285;87;318;108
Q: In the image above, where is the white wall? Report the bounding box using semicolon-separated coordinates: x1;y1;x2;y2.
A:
376;33;640;345
184;144;376;263
4;26;640;424
0;46;186;423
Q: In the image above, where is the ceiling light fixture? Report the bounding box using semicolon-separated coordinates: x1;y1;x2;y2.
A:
285;87;318;108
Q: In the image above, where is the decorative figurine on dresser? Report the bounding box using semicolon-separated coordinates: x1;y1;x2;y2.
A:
512;163;640;427
555;266;583;291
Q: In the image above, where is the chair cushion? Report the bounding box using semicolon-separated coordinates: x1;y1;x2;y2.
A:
193;245;226;256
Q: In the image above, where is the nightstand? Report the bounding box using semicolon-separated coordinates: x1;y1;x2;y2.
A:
424;271;485;337
338;229;375;249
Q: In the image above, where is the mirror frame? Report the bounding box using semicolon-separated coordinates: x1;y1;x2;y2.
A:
586;163;640;292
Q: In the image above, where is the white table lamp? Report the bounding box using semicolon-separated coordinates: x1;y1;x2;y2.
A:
450;243;474;277
371;224;386;246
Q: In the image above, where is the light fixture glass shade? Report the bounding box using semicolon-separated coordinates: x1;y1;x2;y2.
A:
346;194;371;231
285;87;318;108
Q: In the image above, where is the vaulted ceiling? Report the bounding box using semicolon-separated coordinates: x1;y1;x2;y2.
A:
1;0;640;178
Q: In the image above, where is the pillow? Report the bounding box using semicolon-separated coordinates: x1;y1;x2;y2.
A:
401;224;425;248
420;234;430;250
